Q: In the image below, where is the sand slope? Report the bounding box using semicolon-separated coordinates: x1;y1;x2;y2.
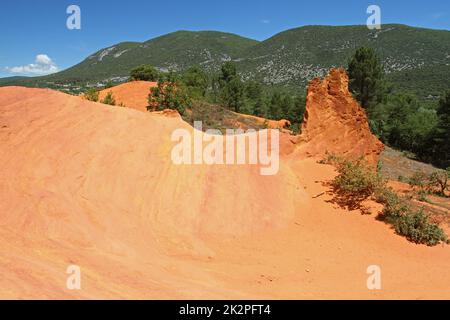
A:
98;81;157;112
0;86;449;299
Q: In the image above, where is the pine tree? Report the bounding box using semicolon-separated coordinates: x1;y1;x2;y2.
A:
182;66;208;98
268;91;283;120
347;47;386;110
433;90;450;167
218;62;244;112
130;64;160;81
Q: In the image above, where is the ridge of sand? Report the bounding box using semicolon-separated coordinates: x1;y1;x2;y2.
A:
98;81;157;112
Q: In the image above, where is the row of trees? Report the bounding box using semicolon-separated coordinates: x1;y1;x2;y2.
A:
133;62;306;129
347;47;450;169
128;48;449;168
211;62;305;126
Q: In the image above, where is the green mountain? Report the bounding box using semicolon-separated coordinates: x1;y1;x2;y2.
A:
2;25;449;98
237;24;450;97
0;31;258;91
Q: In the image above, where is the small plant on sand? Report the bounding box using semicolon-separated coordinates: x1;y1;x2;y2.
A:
392;210;448;246
85;88;99;102
329;156;384;211
101;92;116;106
326;154;448;246
333;158;382;197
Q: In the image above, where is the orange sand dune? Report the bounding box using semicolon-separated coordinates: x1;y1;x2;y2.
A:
98;81;157;112
0;86;449;299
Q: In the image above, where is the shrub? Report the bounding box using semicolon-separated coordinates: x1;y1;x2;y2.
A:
417;190;429;202
333;158;383;199
130;64;160;81
427;170;449;196
393;210;448;246
327;155;448;246
408;171;428;191
375;187;409;221
147;80;190;115
104;80;114;89
101;92;116;106
85;88;99;102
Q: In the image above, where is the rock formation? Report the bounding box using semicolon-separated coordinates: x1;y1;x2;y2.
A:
299;68;384;164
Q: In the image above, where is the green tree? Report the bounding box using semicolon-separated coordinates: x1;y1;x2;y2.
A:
347;47;386;110
243;81;264;116
281;94;293;120
287;95;306;124
148;76;191;115
268;91;283;120
433;91;450;167
219;61;238;83
245;81;263;101
218;62;244;112
369;93;438;159
181;66;209;98
130;64;160;81
252;98;266;118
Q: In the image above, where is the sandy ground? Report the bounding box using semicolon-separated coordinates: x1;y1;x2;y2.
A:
0;86;449;299
98;81;157;112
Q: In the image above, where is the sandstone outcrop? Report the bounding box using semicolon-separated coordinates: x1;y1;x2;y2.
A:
299;68;384;164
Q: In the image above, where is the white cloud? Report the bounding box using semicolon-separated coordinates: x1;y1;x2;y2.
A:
5;54;59;75
261;19;270;24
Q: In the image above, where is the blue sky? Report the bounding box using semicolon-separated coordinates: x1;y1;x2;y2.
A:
0;0;448;78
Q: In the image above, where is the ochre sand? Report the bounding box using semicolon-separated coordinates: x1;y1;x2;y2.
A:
98;80;157;112
0;86;449;299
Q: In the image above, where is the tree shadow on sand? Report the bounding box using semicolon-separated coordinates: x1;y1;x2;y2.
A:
322;180;373;215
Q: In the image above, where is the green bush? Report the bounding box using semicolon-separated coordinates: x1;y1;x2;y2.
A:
427;170;449;196
408;171;428;191
85;88;99;102
407;169;449;197
130;65;160;81
101;92;116;106
333;158;383;199
148;79;190;115
104;80;114;89
328;155;448;246
393;210;448;246
375;187;409;221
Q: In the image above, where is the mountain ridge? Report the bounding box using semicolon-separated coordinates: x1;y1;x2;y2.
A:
1;24;449;98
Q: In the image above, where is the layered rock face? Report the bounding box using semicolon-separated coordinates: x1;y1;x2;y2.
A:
299;68;384;164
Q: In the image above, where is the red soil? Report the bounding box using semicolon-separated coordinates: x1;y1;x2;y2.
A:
98;81;157;112
0;81;448;299
299;68;384;165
